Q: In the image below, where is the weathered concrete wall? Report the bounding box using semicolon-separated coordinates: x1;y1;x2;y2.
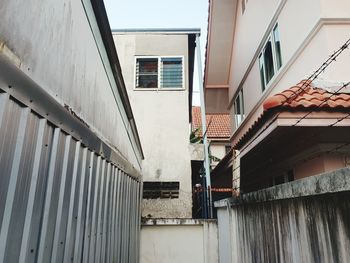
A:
114;33;193;218
0;0;142;170
216;167;350;262
0;1;143;262
140;219;218;263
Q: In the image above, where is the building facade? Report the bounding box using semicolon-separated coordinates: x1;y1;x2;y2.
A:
113;29;198;218
192;106;231;169
205;0;350;193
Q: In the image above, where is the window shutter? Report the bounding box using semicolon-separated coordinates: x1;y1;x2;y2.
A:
160;57;183;88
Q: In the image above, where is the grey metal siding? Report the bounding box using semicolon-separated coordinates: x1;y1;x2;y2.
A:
0;92;141;262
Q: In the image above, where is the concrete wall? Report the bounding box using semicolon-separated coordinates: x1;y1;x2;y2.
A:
0;0;142;170
0;1;143;262
216;167;350;262
205;88;229;114
114;33;193;218
140;219;218;263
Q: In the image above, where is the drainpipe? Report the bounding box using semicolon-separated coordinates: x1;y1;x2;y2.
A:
196;33;213;218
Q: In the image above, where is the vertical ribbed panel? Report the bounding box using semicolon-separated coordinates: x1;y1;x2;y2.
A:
0;94;141;262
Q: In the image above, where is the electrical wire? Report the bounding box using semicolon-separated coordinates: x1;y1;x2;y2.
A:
228;38;350;190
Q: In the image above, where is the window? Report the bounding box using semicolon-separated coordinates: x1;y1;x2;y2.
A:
136;58;158;88
143;181;180;199
273;25;282;69
135;57;183;89
259;24;282;91
234;89;245;128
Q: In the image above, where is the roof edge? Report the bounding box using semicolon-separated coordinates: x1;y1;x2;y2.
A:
90;0;144;159
112;28;201;35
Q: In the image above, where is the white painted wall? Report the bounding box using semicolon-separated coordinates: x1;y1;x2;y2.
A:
140;219;218;263
228;0;350;134
210;143;228;167
0;0;142;170
114;33;193;218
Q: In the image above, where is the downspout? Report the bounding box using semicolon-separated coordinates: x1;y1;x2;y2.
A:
196;33;213;218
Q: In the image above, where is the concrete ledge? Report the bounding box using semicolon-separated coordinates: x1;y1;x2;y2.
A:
215;167;350;208
141;218;217;226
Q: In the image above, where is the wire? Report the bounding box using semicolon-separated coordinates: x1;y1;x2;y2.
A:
228;38;350;190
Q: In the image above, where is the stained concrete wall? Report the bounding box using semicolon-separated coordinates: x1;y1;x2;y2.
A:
114;32;193;218
140;219;218;263
0;0;142;170
216;167;350;262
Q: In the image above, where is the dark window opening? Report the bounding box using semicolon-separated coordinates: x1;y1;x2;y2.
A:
263;39;274;84
273;24;282;69
143;181;180;199
136;58;158;88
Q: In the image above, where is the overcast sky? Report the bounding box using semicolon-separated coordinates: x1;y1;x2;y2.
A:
103;0;209;105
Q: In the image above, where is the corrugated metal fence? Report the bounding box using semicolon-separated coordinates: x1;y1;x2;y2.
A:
0;91;141;262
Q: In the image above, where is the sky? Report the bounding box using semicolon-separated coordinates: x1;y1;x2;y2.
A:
103;0;209;105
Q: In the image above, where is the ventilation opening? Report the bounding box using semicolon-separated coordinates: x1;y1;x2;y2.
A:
143;181;180;199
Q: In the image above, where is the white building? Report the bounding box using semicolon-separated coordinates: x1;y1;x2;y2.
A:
113;29;199;218
205;0;350;193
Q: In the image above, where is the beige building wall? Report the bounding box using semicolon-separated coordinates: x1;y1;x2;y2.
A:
114;33;193;218
210;143;229;168
140;219;218;263
294;152;350;180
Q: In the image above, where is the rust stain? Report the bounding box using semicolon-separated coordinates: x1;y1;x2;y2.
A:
64;104;90;128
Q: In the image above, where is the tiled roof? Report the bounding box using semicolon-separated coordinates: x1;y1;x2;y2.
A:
192;107;231;138
234;80;350;150
263;80;350;110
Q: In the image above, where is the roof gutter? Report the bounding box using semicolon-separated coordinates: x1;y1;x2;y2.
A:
90;0;144;159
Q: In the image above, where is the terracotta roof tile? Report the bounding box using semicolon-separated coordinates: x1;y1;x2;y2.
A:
192;107;231;138
263;80;350;110
235;80;350;149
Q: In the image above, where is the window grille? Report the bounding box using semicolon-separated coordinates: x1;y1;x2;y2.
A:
143;182;180;199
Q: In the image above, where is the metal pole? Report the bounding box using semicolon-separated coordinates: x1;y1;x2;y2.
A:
195;33;213;218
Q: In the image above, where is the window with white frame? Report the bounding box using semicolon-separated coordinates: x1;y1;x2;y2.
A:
135;57;184;89
234;89;245;128
259;24;282;91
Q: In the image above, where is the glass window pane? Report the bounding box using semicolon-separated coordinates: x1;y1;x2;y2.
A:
138;58;158;74
259;55;266;91
234;91;244;127
273;25;282;69
235;96;241;115
138;75;158;88
136;58;158;88
239;90;244;115
161;58;183;88
263;39;274;84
